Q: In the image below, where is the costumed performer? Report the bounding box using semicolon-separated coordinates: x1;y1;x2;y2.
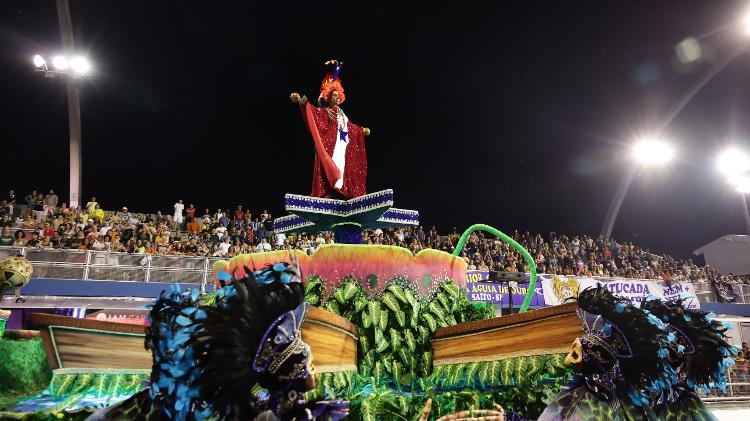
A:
641;297;739;421
92;259;348;420
290;60;370;199
538;286;669;421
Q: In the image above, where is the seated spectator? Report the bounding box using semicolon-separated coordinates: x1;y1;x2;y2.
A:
91;204;105;224
0;226;13;246
13;229;26;246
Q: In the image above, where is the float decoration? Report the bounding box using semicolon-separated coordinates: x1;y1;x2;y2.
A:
273;189;419;244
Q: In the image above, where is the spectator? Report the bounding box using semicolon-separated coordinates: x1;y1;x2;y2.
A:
91;204;105;224
13;229;26;246
174;200;185;225
32;193;45;222
0;227;13;246
234;206;245;221
7;190;15;216
186;203;196;220
85;197;99;215
44;190;59;215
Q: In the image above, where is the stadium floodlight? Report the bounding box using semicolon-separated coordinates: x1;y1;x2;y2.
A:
52;55;68;70
33;54;46;68
632;138;675;165
70;56;90;74
743;11;750;36
717;147;750;177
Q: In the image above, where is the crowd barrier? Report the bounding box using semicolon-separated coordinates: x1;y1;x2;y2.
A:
3;246;750;305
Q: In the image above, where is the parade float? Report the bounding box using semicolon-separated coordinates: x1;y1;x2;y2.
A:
0;61;738;420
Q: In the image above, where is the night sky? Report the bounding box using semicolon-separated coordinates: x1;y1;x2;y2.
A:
2;1;750;258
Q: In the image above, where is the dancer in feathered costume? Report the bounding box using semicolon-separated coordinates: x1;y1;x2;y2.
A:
538;287;668;421
93;260;348;421
641;297;738;421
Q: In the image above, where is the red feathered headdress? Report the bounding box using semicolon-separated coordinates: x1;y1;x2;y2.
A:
319;60;345;104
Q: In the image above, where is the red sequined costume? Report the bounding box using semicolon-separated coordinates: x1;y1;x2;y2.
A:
301;103;367;198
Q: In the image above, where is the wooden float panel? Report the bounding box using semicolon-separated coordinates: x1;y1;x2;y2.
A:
432;304;583;365
302;306;359;372
32;307;358;373
50;327;151;369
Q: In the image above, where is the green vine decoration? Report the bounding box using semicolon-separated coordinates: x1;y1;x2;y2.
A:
452;224;538;313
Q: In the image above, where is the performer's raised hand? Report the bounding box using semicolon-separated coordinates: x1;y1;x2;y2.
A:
363;127;371;136
290;92;308;106
418;398;432;421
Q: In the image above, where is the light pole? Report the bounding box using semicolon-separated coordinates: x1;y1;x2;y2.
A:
31;0;88;210
600;139;675;239
717;147;750;234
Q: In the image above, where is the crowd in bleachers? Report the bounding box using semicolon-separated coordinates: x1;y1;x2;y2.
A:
2;189;749;293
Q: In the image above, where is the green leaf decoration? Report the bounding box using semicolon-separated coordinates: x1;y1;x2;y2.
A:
447;314;458;326
382;292;401;313
334;371;347;389
333;286;347;305
387;284;409;303
527;355;544;377
354;296;368;313
392;359;403;380
394;309;406;328
398;347;412;366
442;280;460;298
368;301;381;327
436;292;451;313
515;356;529;385
305;295;319;305
488;360;502;387
343;281;360;301
447;362;464;386
69;372;94;395
326;299;341;315
417;325;430;343
464;362;480;388
110;373;126;397
50;373;76;398
403;329;417;352
362;312;372;329
375;333;390;353
405;288;419;310
546;353;566;376
373;361;386;384
379;308;389;332
478;361;491;388
428;300;446;321
396;395;409;414
389;328;402;352
93;373;109;399
422;313;437;332
363;350;375;369
500;358;515;385
360;334;371;354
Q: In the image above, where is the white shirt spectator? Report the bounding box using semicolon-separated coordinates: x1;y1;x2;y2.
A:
100;225;112;236
275;233;287;247
218;240;231;256
173;202;185;223
258;239;272;252
215;226;227;239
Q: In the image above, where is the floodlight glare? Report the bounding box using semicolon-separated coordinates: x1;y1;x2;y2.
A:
52;55;68;70
33;54;46;68
632;139;674;165
70;56;90;74
717;148;750;177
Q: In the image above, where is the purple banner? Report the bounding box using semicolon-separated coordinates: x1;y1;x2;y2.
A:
466;271;546;307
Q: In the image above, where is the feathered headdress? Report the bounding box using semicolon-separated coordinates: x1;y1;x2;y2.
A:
319;59;345;104
641;297;739;393
576;286;668;405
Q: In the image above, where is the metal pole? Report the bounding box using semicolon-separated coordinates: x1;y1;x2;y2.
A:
741;193;750;236
600;166;639;239
56;0;82;210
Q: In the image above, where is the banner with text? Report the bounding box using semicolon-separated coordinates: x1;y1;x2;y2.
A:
539;275;700;308
466;271;546;307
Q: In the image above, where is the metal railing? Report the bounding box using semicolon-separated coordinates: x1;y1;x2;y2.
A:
2;246;749;303
0;246;222;293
